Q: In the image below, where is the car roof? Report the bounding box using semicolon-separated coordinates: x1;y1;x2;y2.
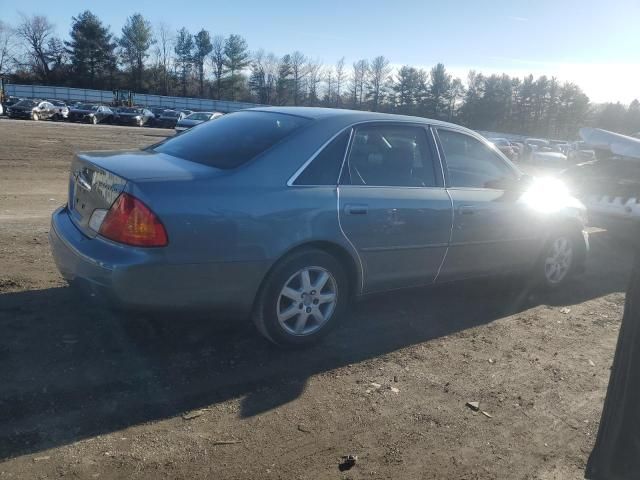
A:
247;106;477;133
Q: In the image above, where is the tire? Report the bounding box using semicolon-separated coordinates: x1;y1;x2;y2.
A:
91;116;98;125
252;248;349;347
32;112;39;121
536;231;579;289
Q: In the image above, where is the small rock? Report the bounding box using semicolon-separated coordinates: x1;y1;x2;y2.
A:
370;382;382;389
393;375;398;383
560;307;571;314
297;424;311;433
481;411;493;418
339;454;357;472
488;358;495;364
588;359;596;367
389;386;399;394
33;456;50;462
466;401;480;411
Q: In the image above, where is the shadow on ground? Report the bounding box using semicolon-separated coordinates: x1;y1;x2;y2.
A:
0;234;630;460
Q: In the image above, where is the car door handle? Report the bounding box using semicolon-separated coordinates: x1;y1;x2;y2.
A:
458;205;476;215
345;204;368;215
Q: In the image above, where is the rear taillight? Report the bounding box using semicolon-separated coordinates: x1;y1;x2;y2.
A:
98;193;168;247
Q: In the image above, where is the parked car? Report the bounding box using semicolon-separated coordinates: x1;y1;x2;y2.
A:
567;141;596;164
523;138;568;165
6;99;57;120
175;111;223;132
149;107;166;126
48;99;70;120
509;141;523;158
2;96;22;115
49;107;588;347
488;137;516;160
114;107;154;127
181;109;194;116
68;104;114;124
156;109;185;128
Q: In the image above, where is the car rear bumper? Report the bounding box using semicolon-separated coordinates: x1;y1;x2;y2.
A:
49;206;266;314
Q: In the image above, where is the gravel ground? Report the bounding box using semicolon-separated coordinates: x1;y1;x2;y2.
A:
0;118;631;479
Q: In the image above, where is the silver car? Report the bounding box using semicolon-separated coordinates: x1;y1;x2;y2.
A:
175;111;223;132
49;107;588;347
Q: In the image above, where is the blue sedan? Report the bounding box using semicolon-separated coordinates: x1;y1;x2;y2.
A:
50;107;588;346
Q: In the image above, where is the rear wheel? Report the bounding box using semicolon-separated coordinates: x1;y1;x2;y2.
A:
91;116;98;125
253;249;349;347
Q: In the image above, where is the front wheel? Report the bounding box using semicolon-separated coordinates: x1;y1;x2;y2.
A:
32;112;39;121
538;233;576;288
253;249;349;347
90;116;98;125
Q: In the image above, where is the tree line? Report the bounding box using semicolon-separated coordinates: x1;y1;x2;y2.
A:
0;12;638;138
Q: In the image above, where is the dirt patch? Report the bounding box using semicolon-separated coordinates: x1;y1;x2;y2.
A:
0;117;631;479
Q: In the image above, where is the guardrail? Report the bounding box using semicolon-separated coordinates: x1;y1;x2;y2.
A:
5;84;264;113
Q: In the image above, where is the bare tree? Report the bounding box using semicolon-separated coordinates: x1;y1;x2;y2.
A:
324;66;335;105
350;59;369;108
306;58;323;106
0;21;17;77
367;55;391;111
290;50;308;106
210;34;225;99
153;23;173;95
335;57;345;106
15;13;55;82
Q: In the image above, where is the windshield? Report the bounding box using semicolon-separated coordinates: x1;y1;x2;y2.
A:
118;107;141;114
15;100;38;108
161;110;179;117
185;112;211;121
77;104;98;110
152;111;310;168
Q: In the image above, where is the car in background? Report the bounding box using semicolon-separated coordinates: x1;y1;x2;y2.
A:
47;99;70;120
68;104;114;124
149;107;166;126
524;138;568;166
181;109;194;116
2;96;22;115
6;99;57;121
509;141;523;158
567;141;596;164
114;107;155;127
175;111;223;132
49;107;588;347
155;109;185;128
488;137;516;160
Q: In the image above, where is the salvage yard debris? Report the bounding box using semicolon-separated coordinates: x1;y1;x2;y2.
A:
466;401;480;411
338;454;358;471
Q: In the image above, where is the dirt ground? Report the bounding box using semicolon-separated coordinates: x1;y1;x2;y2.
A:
0;118;632;479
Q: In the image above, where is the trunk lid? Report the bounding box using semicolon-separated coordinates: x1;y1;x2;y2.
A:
68;150;218;237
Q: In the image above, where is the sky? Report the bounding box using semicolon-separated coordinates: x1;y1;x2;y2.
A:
3;0;639;103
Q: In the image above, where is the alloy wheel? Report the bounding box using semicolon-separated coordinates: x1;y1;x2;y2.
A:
544;236;573;284
276;266;338;336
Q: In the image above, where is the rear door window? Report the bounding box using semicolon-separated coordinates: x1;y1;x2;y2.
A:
153;111;310;169
344;124;438;187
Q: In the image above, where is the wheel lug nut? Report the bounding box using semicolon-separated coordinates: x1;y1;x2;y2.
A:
310;290;316;295
306;307;312;313
313;299;319;305
299;303;303;309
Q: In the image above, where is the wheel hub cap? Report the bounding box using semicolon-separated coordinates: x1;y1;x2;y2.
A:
277;266;338;336
544;237;573;284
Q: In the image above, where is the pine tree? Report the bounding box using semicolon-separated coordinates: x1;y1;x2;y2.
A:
65;11;116;88
193;29;212;96
118;13;153;91
174;27;193;96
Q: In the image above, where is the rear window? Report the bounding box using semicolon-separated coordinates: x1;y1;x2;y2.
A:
152;111;311;169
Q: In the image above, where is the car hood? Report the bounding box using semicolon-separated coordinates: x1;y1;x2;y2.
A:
77;150;220;181
70;109;95;114
10;105;35;111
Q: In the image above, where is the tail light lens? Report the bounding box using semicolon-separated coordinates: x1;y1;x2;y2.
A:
98;193;168;247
